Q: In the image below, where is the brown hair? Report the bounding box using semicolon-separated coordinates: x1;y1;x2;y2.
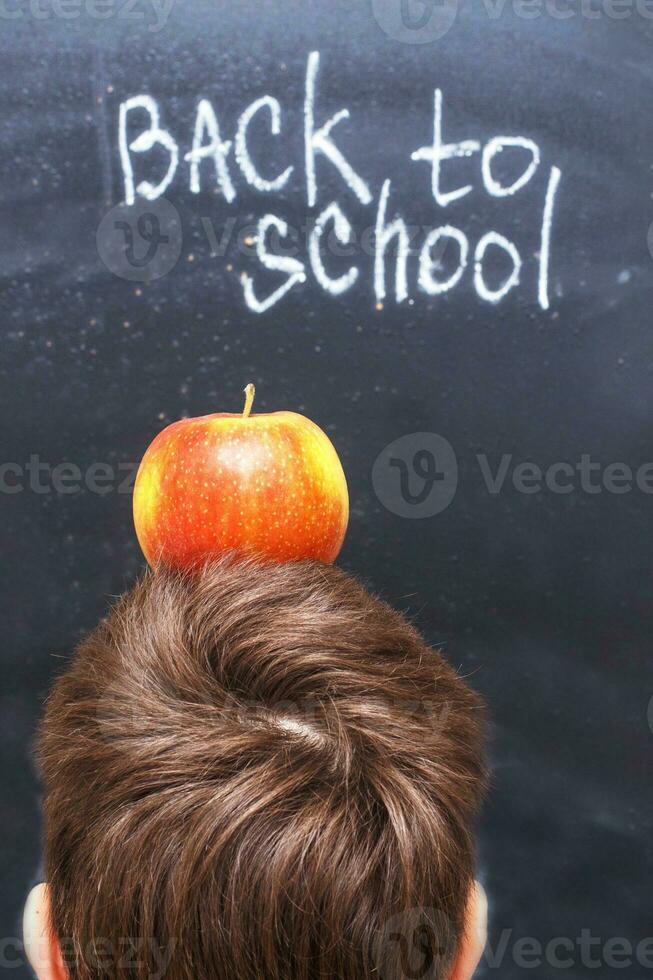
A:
38;556;486;980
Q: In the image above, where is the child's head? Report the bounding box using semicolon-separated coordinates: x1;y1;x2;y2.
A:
26;557;487;980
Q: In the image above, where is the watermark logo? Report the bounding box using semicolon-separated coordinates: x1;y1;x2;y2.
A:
372;0;653;37
0;0;175;31
96;197;182;282
372;907;455;979
372;0;459;42
484;0;653;20
373;434;653;518
0;455;137;495
372;433;459;518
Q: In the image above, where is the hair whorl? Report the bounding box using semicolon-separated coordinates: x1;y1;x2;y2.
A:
38;556;486;980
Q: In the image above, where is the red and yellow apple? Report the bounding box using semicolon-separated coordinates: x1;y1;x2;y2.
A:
133;385;349;570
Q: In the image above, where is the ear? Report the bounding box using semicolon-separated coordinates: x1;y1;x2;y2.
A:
448;880;488;980
23;883;66;980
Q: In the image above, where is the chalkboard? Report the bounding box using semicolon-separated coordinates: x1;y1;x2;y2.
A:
2;2;653;977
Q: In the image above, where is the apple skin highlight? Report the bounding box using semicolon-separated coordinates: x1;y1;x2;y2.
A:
133;387;349;570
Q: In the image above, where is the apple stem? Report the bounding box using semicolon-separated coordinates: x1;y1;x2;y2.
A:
242;383;255;418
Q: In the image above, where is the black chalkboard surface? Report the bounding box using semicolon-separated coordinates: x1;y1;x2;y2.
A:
2;2;653;977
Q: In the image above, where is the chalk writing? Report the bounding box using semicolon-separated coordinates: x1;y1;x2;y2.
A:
117;51;561;313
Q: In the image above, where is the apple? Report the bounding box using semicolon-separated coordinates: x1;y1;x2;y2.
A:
133;384;349;570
